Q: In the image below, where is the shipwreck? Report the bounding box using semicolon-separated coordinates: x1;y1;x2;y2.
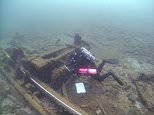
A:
0;34;124;115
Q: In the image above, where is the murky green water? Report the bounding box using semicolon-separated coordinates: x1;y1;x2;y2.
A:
0;0;154;114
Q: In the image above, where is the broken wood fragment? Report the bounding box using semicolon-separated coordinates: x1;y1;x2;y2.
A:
61;83;69;100
96;98;107;115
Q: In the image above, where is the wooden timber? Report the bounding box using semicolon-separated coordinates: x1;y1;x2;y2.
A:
0;67;57;115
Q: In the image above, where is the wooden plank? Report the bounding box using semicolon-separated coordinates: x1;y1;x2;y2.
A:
33;78;88;115
96;97;107;115
61;83;69;100
0;67;57;115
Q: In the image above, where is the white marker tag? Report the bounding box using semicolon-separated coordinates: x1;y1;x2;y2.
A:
75;82;86;94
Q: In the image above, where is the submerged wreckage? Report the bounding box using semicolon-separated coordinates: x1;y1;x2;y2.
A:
0;34;124;115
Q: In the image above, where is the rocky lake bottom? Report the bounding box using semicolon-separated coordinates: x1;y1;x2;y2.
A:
0;28;154;115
